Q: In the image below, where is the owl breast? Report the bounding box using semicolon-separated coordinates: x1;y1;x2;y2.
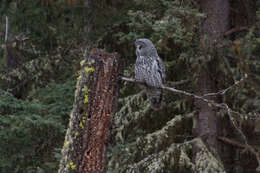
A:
135;55;162;88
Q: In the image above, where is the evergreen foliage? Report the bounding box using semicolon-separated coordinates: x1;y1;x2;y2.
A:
0;0;84;172
0;81;75;172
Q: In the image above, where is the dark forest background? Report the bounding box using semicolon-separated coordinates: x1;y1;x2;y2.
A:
0;0;259;172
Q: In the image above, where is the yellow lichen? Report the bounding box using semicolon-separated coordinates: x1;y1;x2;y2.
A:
84;67;95;73
79;121;84;129
79;117;86;129
84;86;89;103
82;117;86;123
84;95;89;103
69;161;76;170
75;131;79;136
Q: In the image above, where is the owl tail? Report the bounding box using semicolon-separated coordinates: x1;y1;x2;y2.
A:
147;88;163;110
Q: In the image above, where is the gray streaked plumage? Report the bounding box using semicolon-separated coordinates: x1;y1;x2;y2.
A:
134;38;165;110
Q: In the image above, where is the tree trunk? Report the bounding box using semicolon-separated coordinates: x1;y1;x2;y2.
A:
58;49;121;173
193;0;230;171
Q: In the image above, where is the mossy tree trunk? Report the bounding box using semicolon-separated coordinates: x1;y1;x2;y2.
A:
59;49;121;173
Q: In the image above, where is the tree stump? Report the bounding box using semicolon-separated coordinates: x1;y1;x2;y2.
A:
59;49;121;173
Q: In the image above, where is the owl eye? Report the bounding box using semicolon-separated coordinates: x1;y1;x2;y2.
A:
138;45;143;49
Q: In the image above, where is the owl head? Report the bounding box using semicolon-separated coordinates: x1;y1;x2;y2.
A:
135;38;158;57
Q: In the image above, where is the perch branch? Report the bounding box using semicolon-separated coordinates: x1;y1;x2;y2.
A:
166;79;190;86
120;76;245;117
120;76;249;145
121;77;139;83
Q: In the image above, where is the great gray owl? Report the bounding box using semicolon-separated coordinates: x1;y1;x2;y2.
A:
135;38;165;110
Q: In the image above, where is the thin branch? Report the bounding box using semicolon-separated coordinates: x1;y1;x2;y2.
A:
166;79;190;86
162;85;242;116
5;16;8;42
202;76;246;97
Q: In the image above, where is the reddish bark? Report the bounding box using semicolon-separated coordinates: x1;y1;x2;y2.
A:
79;49;120;173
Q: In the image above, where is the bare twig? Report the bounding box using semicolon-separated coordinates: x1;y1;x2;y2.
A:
220;103;248;145
202;76;246;97
5;16;8;42
162;85;243;117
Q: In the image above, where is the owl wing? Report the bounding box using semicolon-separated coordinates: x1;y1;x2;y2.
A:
156;56;166;84
134;56;145;82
